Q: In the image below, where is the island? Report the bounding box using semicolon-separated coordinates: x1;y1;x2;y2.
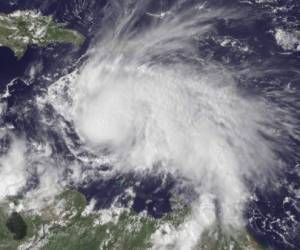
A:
0;10;85;59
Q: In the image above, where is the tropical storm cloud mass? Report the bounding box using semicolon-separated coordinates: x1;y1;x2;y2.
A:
0;0;300;249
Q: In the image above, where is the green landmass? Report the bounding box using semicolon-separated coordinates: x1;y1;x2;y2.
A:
198;227;267;250
0;190;266;250
0;10;85;59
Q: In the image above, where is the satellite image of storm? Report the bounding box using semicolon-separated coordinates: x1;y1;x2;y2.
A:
0;0;299;249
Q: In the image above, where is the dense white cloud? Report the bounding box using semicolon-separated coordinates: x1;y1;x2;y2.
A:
68;3;280;242
0;136;27;198
27;1;300;248
151;193;217;249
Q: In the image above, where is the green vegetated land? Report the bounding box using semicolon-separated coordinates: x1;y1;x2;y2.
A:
0;10;85;59
0;190;267;250
0;190;188;250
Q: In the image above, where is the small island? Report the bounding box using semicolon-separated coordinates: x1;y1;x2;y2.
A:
0;10;85;59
